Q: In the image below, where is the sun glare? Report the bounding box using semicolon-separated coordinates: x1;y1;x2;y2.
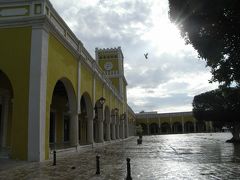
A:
149;21;185;54
141;0;193;56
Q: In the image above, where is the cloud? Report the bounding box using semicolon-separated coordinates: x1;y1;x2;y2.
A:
50;0;218;113
128;93;193;113
51;0;153;54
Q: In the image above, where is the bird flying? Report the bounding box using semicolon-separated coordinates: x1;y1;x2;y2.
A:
144;53;148;59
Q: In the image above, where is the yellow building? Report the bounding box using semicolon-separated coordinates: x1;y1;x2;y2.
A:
0;0;136;161
136;111;213;135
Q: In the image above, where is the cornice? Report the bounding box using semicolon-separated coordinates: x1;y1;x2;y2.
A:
136;111;193;119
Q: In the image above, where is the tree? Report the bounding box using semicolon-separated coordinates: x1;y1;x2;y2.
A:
136;124;143;137
168;0;240;87
193;88;240;142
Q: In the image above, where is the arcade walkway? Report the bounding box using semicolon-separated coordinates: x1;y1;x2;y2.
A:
0;133;240;179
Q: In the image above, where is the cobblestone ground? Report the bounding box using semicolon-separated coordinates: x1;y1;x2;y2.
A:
1;133;240;180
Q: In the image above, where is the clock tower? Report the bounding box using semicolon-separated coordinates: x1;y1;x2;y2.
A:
95;47;127;99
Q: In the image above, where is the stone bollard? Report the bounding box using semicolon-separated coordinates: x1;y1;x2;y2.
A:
53;150;56;166
96;155;100;175
126;158;132;180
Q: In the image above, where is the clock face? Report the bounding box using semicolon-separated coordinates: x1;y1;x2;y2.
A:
104;62;113;70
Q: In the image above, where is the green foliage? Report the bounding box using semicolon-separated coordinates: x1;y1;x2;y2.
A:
169;0;240;86
192;88;240;125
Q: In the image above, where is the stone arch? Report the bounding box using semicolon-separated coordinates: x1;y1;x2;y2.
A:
172;122;182;133
149;123;158;135
104;106;110;141
184;121;194;133
93;99;105;143
79;92;93;145
49;78;77;150
0;70;14;97
161;122;171;134
0;70;14;153
140;123;147;135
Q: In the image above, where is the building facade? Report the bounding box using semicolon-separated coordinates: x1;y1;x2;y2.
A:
136;111;213;135
0;0;136;161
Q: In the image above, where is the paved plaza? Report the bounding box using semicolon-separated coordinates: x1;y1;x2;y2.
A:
1;133;240;179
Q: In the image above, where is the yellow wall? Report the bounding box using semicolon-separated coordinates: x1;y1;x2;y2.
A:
46;34;78;159
95;78;103;103
81;65;93;99
183;116;194;122
172;116;181;123
0;27;129;160
110;78;119;91
160;117;170;123
0;27;31;160
104;88;111;108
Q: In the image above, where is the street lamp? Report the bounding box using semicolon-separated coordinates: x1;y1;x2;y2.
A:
121;113;126;120
99;97;106;105
114;108;119;115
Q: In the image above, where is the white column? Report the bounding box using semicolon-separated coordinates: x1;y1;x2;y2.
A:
87;118;93;143
106;123;111;141
77;60;81;114
2;96;9;147
91;74;95;143
98;108;104;142
112;123;116;140
116;119;120;139
99;121;103;142
124;119;128;138
125;113;128;138
76;61;81;145
205;121;209;132
70;112;78;146
194;119;197;132
111;115;116;140
119;120;123;138
122;120;125;138
181;115;185;133
209;121;213;132
124;112;128;138
115;124;118;139
28;27;48;162
170;117;172;133
147;124;150;135
158;117;161;134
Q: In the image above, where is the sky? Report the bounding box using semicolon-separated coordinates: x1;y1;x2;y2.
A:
50;0;218;113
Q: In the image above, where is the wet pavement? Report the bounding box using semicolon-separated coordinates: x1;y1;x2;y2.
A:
1;133;240;179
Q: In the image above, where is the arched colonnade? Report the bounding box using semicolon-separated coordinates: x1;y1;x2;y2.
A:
49;79;129;150
139;120;209;135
